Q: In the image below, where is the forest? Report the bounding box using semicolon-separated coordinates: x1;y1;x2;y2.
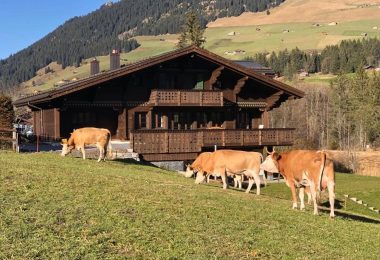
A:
271;68;380;154
253;38;380;78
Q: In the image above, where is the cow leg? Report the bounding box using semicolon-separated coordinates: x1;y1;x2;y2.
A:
97;146;104;162
246;177;254;194
238;175;242;190
309;181;319;215
233;176;238;188
221;174;228;190
206;174;210;183
299;187;306;210
260;169;267;187
328;181;336;218
253;173;261;195
103;145;108;161
233;175;242;189
81;146;86;160
289;183;298;209
307;192;312;205
217;169;228;189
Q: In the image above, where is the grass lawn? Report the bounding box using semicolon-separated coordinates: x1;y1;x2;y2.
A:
0;151;379;258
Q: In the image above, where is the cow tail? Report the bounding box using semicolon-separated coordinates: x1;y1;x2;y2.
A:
317;151;326;192
107;132;113;159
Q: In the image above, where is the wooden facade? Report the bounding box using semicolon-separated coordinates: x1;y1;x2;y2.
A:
14;46;304;161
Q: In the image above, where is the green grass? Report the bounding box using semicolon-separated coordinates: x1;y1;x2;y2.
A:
204;20;380;57
0;151;379;258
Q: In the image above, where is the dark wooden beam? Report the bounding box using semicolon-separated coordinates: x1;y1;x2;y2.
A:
205;66;224;90
233;76;249;96
265;91;284;110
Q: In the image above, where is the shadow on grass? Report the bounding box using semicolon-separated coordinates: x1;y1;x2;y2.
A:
321;199;344;209
318;206;380;224
112;158;159;168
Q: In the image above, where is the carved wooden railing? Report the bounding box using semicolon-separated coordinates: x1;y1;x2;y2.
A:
131;128;295;154
148;89;223;106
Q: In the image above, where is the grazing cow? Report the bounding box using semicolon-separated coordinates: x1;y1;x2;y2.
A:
185;152;248;190
61;127;112;162
194;150;263;195
185;152;213;178
260;149;335;217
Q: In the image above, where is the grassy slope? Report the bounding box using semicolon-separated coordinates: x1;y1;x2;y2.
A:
204;19;380;57
0;152;379;258
208;0;380;26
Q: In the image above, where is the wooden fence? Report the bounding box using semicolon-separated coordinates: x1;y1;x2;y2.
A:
149;89;223;106
131;128;295;155
0;128;19;152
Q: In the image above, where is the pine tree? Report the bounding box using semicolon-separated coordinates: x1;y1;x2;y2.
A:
177;11;205;48
0;93;14;128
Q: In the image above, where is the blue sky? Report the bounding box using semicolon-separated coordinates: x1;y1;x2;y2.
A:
0;0;108;60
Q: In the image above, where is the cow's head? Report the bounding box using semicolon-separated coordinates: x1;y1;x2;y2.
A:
260;149;280;173
184;164;195;178
61;139;74;157
195;170;207;184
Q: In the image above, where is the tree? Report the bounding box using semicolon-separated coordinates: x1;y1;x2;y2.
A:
0;93;14;128
177;11;205;48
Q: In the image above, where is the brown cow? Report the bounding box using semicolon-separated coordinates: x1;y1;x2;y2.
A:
185;152;245;189
194;150;263;195
260;149;335;217
185;152;213;178
61;127;112;162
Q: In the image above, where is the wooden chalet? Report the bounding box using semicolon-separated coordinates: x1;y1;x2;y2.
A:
14;46;304;161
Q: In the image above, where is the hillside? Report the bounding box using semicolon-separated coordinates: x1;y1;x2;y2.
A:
208;0;380;27
0;151;379;258
0;0;280;90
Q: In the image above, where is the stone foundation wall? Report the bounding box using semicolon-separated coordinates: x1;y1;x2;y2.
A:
150;161;185;171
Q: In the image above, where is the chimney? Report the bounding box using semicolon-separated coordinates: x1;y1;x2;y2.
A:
90;57;100;75
110;49;120;70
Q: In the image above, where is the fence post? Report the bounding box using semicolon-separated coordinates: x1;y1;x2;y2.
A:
36;134;40;152
12;131;19;152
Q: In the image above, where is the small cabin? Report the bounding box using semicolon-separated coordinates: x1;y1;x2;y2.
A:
14;46;304;161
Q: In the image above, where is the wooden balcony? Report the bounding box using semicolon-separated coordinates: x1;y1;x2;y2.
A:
148;89;223;107
131;128;295;158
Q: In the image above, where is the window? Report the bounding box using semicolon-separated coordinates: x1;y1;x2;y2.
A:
152;112;164;129
72;112;95;126
194;73;204;90
135;112;147;129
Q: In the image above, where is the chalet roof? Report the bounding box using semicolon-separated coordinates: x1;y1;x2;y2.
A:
14;45;304;107
233;60;275;74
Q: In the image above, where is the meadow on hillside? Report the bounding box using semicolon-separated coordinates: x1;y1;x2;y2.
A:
0;152;379;258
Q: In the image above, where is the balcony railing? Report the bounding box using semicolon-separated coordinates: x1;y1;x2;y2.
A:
131;128;295;154
148;89;223;107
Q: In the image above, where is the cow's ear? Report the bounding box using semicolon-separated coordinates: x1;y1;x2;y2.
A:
273;152;281;161
61;139;67;144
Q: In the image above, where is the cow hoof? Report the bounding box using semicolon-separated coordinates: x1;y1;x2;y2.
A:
292;203;298;209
